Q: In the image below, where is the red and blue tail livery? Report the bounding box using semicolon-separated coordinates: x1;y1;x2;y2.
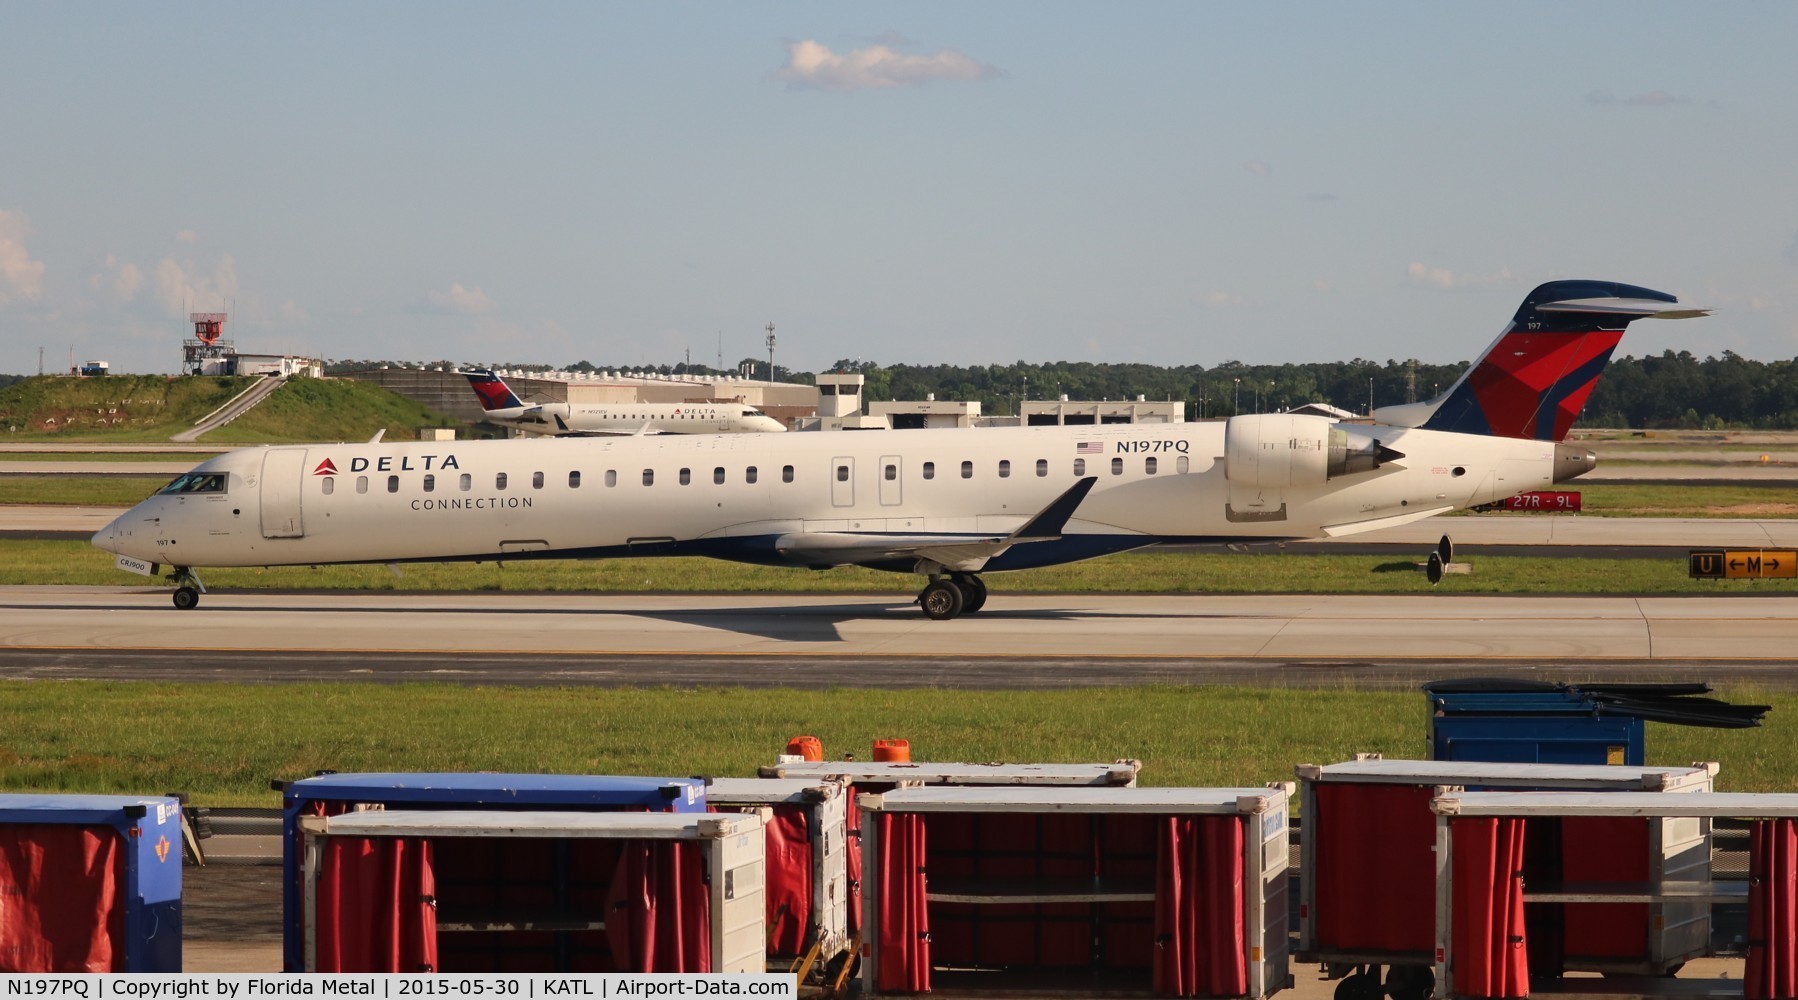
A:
463;369;527;412
1412;280;1708;441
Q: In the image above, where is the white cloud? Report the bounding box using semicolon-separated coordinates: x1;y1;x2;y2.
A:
155;252;239;315
1586;88;1691;107
772;39;998;92
1405;262;1516;291
1198;290;1250;308
430;282;496;315
175;229;199;244
1243;160;1273;178
0;209;46;305
89;255;144;302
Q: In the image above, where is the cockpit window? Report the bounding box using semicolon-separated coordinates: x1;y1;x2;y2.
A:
159;473;227;495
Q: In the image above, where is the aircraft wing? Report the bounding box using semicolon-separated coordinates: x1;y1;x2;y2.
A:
773;477;1098;572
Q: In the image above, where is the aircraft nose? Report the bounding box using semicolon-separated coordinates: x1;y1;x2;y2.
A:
92;520;117;552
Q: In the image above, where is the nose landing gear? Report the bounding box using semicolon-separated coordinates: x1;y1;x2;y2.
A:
916;573;988;620
170;567;206;610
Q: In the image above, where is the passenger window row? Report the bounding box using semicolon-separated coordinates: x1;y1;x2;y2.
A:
327;453;1191;496
915;455;1190;479
339;464;799;494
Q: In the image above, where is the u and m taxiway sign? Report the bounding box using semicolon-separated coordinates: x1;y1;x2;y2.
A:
1689;549;1798;579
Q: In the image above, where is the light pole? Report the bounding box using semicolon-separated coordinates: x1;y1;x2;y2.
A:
1233;377;1240;416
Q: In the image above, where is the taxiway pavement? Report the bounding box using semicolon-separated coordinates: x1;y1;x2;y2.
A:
5;588;1798;688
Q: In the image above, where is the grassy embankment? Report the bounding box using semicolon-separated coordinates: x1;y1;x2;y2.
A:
0;682;1784;807
0;451;223;461
0;374;456;444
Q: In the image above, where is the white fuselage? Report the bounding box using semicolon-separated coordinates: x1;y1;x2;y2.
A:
485;401;786;436
94;419;1556;575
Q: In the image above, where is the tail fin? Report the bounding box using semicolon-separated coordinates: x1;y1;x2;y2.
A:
462;369;526;411
1398;280;1708;441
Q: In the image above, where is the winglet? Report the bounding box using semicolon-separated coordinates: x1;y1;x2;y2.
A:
367;428;386;444
1011;476;1098;541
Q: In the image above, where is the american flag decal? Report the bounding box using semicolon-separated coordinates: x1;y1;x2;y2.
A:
1076;441;1103;454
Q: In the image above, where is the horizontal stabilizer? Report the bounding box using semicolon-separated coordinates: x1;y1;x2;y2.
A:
1536;297;1711;319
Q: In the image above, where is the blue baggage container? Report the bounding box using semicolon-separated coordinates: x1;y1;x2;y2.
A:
0;794;182;972
1425;680;1767;766
278;772;707;971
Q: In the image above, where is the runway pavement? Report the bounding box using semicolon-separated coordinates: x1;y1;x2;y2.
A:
6;587;1798;688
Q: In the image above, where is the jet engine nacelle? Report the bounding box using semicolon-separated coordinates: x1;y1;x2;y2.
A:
1223;413;1403;488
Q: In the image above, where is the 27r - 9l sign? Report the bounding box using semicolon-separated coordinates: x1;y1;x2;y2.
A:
1505;491;1581;511
1689;550;1798;579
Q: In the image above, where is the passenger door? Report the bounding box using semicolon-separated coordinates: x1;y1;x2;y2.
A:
260;448;308;538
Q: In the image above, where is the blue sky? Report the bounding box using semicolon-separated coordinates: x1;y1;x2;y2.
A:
3;2;1795;377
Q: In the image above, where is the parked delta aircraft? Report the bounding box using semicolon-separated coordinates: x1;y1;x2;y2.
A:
95;281;1706;619
463;369;787;436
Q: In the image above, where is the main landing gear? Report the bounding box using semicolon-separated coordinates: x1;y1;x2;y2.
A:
917;573;988;620
170;567;206;610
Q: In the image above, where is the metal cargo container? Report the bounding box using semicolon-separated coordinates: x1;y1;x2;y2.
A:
859;785;1292;998
279;772;708;971
1296;757;1717;1000
0;794;183;972
297;809;766;974
1423;680;1766;766
1428;791;1798;1000
758;759;1141;944
706;777;850;965
759;760;1141;787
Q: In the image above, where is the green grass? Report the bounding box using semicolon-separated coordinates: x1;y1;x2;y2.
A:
0;375;457;444
0;682;1782;807
0;477;163;506
1574;483;1798;518
200;377;458;444
12;538;1777;594
0;451;222;462
0;375;254;441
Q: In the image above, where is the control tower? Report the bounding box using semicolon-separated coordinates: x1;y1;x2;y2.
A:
182;313;234;375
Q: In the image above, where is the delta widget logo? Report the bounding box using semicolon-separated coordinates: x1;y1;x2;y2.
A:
313;458;339;476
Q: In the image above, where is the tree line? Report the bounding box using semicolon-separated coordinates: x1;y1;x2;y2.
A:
319;351;1798;429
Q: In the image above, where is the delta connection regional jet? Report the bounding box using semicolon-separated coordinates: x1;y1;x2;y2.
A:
94;280;1707;619
463;369;788;436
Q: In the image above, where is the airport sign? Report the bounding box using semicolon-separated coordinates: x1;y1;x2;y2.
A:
1689;549;1798;579
1503;490;1581;512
